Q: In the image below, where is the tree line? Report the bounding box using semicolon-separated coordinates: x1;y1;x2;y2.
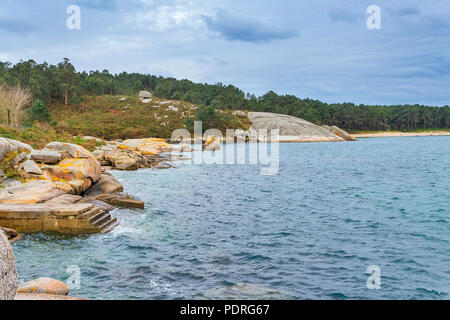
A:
0;58;448;132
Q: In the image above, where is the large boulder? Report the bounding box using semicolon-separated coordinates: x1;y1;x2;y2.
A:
247;112;344;142
14;293;87;300
30;150;61;164
44;158;102;194
0;138;32;163
104;150;128;164
85;174;124;196
92;150;106;162
49;158;102;183
139;91;152;103
114;156;138;171
16;278;70;296
0;230;18;300
44;142;92;159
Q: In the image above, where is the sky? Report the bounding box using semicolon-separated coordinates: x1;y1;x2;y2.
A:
0;0;450;106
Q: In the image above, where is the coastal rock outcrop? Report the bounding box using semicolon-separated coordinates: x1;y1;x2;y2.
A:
0;136;179;234
0;138;32;163
95;138;183;170
325;125;356;141
0;230;18;300
16;278;70;296
0;140;123;234
246;112;345;142
0;180;65;205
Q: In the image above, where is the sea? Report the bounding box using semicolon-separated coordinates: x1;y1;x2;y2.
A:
13;136;450;299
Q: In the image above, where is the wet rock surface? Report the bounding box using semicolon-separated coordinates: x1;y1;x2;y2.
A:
16;278;70;296
0;230;18;300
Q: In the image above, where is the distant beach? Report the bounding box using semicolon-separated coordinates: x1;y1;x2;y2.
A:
353;131;450;138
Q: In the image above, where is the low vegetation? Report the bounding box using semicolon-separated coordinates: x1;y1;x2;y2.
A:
49;95;251;140
0;85;32;128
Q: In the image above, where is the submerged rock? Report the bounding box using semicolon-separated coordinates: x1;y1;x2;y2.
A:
16;278;70;296
154;161;173;170
0;230;18;300
96;193;144;209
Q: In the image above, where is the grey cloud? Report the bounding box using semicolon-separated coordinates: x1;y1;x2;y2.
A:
203;9;298;43
329;9;360;24
396;6;421;17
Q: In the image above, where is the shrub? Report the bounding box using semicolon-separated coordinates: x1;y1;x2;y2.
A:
26;99;51;125
0;85;32;128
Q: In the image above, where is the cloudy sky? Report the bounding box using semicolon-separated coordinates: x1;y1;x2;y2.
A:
0;0;450;106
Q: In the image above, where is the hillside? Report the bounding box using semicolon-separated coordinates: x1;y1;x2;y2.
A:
49;95;251;140
1;59;449;133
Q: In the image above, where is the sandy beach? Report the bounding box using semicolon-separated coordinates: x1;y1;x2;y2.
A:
353;131;450;138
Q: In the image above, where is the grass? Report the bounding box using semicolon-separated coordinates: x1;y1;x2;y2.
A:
49;95;251;141
0;123;104;151
0;94;249;152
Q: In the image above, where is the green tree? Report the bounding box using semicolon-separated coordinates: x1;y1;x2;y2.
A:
26;99;51;125
57;58;77;105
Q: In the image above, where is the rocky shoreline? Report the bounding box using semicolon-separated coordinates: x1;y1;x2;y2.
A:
0;137;197;235
0;113;354;300
0;136;196;300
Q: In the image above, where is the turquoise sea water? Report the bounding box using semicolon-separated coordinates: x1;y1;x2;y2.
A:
13;137;450;299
